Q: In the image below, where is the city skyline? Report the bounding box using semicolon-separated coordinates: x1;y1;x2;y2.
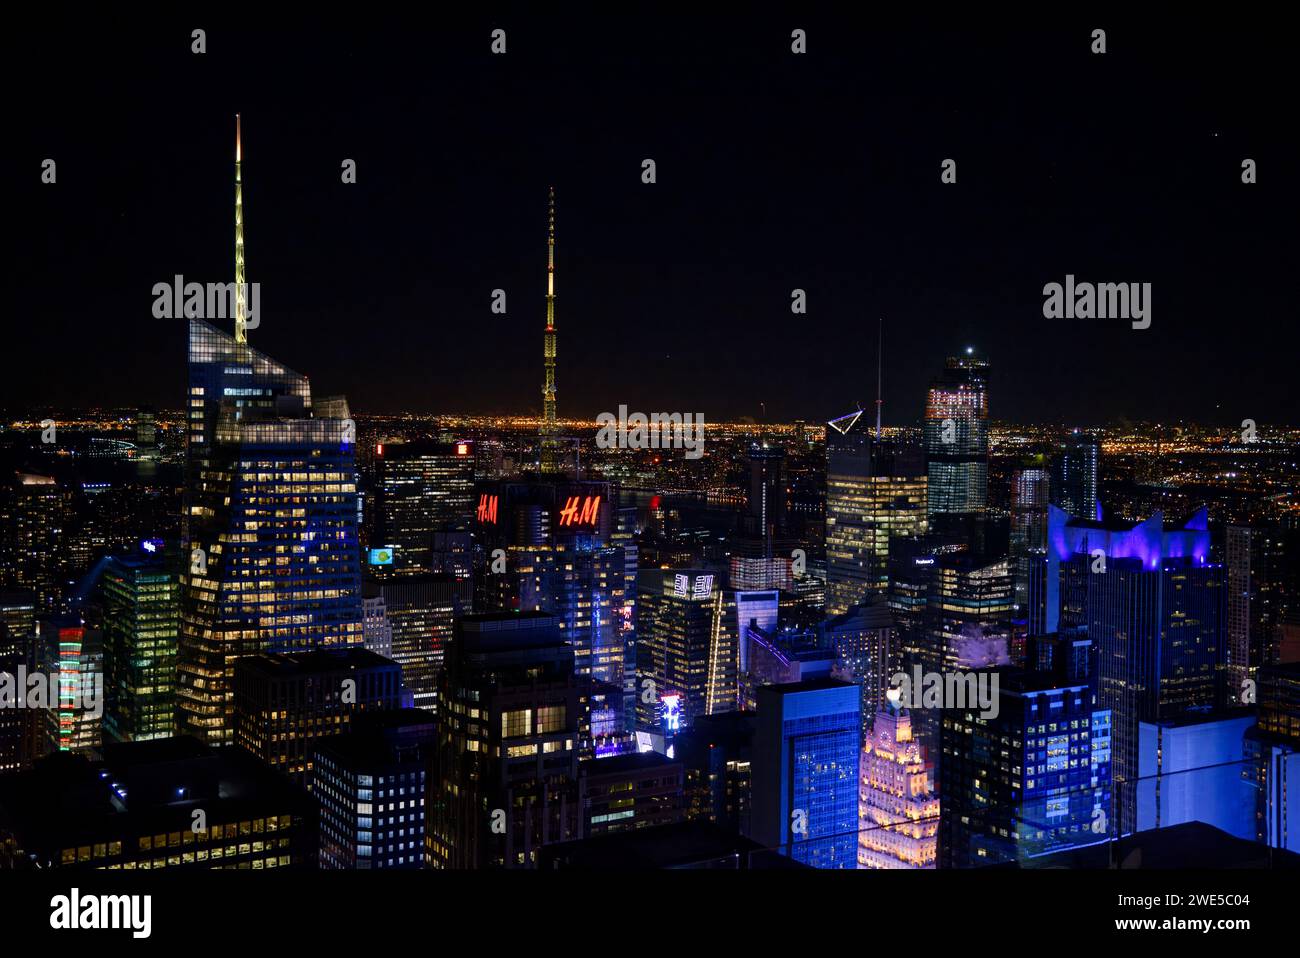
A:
1;12;1297;930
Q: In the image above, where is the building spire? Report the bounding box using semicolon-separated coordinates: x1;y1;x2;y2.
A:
540;186;559;473
233;115;249;345
875;317;883;439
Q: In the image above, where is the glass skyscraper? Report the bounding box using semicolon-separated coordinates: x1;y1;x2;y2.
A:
102;548;180;743
923;354;989;544
753;678;861;869
179;318;363;745
1048;506;1224;810
825;409;927;615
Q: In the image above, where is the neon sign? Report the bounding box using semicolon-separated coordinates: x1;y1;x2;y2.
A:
558;494;600;527
661;693;682;733
476;494;498;524
674;573;714;599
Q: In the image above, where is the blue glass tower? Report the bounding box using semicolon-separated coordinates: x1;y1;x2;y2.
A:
753;678;861;868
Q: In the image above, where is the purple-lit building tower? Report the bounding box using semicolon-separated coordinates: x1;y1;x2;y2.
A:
1047;506;1224;818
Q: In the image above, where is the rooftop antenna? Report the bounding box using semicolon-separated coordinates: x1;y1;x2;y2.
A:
875;318;883;439
234;114;248;345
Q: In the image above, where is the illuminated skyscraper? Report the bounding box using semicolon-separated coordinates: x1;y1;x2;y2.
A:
940;665;1111;867
368;440;475;574
178;118;363;744
101;548;180;743
1010;464;1051;637
1226;524;1295;689
1;472;68;614
824;330;925;614
364;574;468;712
858;701;938;869
1050;431;1100;521
753;678;861;869
539;187;561;474
315;709;436;869
1049;506;1224;806
825;409;927;615
923;353;989;547
429;612;581;869
635;569;719;731
38;615;102;755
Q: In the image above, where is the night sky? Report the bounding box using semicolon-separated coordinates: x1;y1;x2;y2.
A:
11;10;1299;426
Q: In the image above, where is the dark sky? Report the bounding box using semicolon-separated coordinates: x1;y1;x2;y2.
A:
11;9;1299;427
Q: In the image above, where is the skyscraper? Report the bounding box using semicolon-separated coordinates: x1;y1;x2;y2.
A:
940;664;1111;867
233;648;409;788
178;118;364;744
1050;431;1101;521
429;612;581;869
315;709;437;869
1226;523;1295;689
825;409;927;615
752;678;861;868
1010;464;1051;637
38;615;102;755
1049;506;1224;799
371;574;471;712
101;547;180;743
368;440;475;574
858;700;938;869
923;353;989;546
0;472;67;614
635;569;719;731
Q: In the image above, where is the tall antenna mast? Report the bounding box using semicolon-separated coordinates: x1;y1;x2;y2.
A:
540;186;559;473
234;115;248;345
875;317;883;439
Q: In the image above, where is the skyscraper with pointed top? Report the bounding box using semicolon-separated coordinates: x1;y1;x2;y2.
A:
540;187;560;474
824;322;927;614
178;117;363;745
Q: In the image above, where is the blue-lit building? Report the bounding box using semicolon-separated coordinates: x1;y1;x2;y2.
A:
753;678;861;869
940;661;1111;867
1048;506;1224;799
1136;711;1255;840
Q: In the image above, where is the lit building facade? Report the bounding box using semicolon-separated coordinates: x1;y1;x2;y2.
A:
940;667;1111;868
368;440;475;574
1050;506;1224;796
101;549;180;743
753;678;861;869
923;355;989;543
858;703;938;869
429;613;581;869
315;709;436;869
178;122;364;745
38;615;102;755
233;648;409;788
825;409;927;615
